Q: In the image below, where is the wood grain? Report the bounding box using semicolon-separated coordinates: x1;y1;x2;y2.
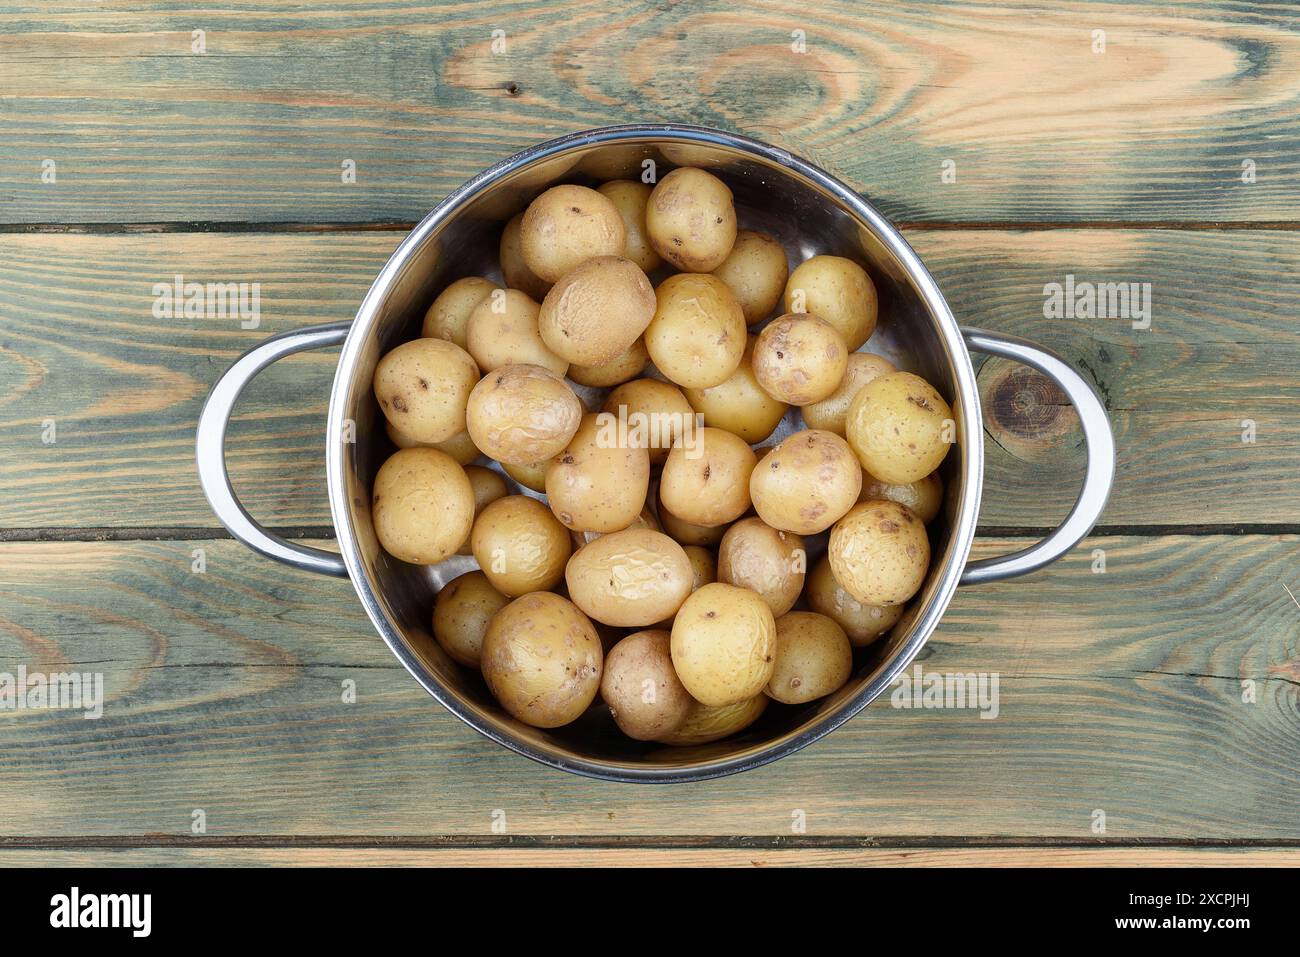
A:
1;535;1296;838
1;846;1296;868
1;1;1297;223
0;228;1293;528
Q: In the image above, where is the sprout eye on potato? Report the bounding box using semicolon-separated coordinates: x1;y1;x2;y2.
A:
368;162;946;744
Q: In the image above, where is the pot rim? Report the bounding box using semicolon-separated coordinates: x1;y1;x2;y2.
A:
326;123;983;782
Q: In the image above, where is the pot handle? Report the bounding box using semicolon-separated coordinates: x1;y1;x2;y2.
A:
196;322;351;578
959;327;1115;585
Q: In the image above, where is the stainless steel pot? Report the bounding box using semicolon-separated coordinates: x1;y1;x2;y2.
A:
197;125;1114;782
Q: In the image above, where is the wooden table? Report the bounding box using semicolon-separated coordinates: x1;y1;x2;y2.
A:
2;1;1297;868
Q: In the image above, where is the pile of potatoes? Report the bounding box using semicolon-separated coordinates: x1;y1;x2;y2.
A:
370;161;954;746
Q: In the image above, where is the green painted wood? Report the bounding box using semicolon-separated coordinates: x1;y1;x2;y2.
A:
1;535;1296;838
1;0;1298;223
0;229;1293;528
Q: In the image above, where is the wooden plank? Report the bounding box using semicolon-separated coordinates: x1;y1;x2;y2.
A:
0;229;1293;528
1;534;1296;838
1;846;1296;867
2;1;1298;223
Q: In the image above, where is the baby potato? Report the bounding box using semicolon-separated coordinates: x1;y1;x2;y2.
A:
600;630;693;740
717;518;806;617
579;143;656;182
784;255;878;350
711;229;789;325
457;464;509;554
805;555;905;647
828;500;930;606
422;276;499;348
645;167;737;272
372;448;475;564
546;412;650;533
860;469;944;524
800;351;897;435
481;592;603;728
683;545;717;591
846;371;954;483
683;335;788;444
656;695;768;746
466;288;568;377
471;494;572;596
765;611;852;704
656;484;727;547
465;364;582;466
565;528;694;627
502;458;548;493
659;427;757;527
567;337;648;388
373;337;480;444
752;313;849;405
432;570;510;668
644;273;746;389
671;583;777;706
520;184;626;283
749;429;862;534
601;378;696;466
570;503;660;549
500;212;552;302
597;180;663;272
539;256;655;366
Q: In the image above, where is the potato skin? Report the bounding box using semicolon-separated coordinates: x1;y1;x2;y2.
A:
828;500;931;606
683;336;788;444
659;427;757;528
846;371;955;484
765;612;853;704
502;457;548;493
597;180;664;272
422;276;498;348
717;518;806;617
655;694;768;746
432;570;510;667
784;255;878;350
670;583;777;707
805;556;905;648
372;448;475;565
800;351;896;435
567;337;648;388
711;229;788;325
546;413;650;534
859;469;945;524
385;422;481;465
481;592;603;728
471;495;572;597
656;484;727;547
466;288;568;377
749;429;862;534
601;378;696;466
645;167;738;271
520;184;626;283
566;529;693;628
644;273;747;389
500;212;552;302
465;364;582;466
752;313;849;406
600;630;692;740
457;464;509;554
539;256;655;366
373;337;480;444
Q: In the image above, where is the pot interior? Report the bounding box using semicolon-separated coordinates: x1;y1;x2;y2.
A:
331;128;978;780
